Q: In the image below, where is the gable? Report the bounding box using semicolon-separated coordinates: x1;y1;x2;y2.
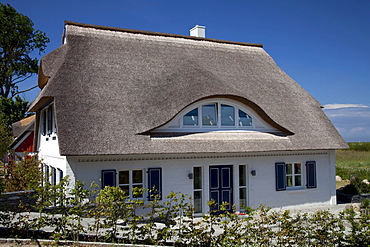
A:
12;131;34;152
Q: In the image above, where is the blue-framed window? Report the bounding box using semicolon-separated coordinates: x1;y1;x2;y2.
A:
275;161;316;191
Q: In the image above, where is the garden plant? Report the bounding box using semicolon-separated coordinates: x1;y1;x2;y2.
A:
1;177;370;246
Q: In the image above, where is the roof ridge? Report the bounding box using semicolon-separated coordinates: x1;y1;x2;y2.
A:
64;20;263;48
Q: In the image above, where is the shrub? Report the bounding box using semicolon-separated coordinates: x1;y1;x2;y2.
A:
4;154;42;192
2;176;370;246
340;177;370;195
361;199;370;209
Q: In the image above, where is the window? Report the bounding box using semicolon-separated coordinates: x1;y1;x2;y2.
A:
239;165;247;208
239;109;252;127
193;167;203;213
47;107;53;135
286;163;302;188
41;104;56;136
42;110;47;136
57;168;63;184
119;170;144;198
182;102;252;129
221;104;235;126
183;108;198;126
152;98;282;133
43;165;50;184
51;167;57;185
275;161;317;191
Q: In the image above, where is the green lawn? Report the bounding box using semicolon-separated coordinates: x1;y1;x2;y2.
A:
336;142;370;181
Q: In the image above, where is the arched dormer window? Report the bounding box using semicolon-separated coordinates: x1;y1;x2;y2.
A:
153;98;280;133
182;103;252;128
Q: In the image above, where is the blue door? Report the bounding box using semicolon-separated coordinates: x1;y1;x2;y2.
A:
209;165;233;212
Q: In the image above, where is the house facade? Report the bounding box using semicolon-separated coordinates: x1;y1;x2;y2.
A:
29;21;348;213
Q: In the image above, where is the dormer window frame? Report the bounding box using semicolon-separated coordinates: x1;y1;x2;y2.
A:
181;101;254;129
40;103;57;137
153;98;279;133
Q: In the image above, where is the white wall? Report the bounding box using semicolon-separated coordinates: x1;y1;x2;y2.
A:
67;150;336;213
37;107;71;184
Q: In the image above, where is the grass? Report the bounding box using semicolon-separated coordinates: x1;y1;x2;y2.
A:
336;142;370;181
336;180;349;189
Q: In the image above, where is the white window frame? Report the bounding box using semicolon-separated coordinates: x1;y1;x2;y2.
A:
153;98;280;133
193;166;203;214
239;165;248;209
118;169;144;199
40;103;57;136
181;101;253;129
285;162;304;189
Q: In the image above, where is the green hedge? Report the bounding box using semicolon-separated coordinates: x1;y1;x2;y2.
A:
348;142;370;152
1;178;370;246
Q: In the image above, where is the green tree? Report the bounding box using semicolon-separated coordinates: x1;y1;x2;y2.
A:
0;122;11;157
0;95;31;128
0;3;49;98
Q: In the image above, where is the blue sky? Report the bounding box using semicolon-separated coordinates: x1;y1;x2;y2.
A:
5;0;370;142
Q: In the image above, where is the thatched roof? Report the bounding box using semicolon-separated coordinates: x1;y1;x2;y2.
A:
12;115;35;137
11;115;35;149
30;21;347;156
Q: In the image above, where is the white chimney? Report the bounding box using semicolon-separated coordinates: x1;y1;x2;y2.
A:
190;25;206;38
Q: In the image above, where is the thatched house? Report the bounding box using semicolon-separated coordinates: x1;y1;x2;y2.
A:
30;21;347;213
10;115;35;158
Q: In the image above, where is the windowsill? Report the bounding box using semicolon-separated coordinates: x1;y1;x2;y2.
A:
286;188;306;194
125;198;144;203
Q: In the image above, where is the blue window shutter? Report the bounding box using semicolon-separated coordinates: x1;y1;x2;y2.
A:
275;162;286;191
306;161;317;189
148;168;162;200
101;169;116;188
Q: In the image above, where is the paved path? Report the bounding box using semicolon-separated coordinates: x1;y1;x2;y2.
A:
271;202;353;215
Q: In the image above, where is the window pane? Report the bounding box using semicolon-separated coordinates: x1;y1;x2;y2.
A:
42;110;47;135
194;167;202;189
119;171;129;184
133;170;143;183
239;188;246;208
47;107;53;134
221;105;235;126
133;185;143;198
183;108;198;126
238;110;252;126
194;191;202;213
120;185;129;195
286;176;293;187
202;104;217;126
239;165;246;186
286;163;292;174
294;163;301;174
295;175;302;186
